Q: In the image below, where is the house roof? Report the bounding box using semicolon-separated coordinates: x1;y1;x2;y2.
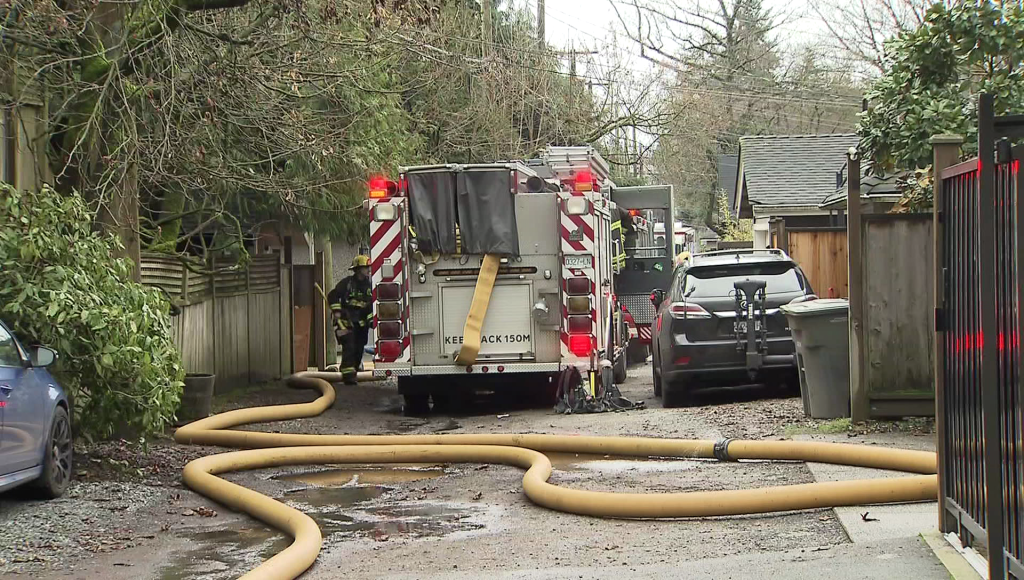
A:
717;154;739;218
819;171;904;209
734;134;860;218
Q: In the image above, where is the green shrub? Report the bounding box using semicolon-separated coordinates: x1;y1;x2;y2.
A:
0;184;184;440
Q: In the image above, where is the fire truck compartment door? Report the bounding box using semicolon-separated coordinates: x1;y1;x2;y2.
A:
457;169;520;256
407;171;458;254
440;283;534;357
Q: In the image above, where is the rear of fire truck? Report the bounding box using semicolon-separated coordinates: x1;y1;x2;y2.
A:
366;146;637;414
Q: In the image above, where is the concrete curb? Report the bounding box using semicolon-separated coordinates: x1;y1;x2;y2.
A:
921;531;984;580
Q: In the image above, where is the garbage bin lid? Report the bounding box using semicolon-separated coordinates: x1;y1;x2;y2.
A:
780;298;849;317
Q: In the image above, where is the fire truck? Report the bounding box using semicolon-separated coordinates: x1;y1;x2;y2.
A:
365;146;637;414
609;185;676;366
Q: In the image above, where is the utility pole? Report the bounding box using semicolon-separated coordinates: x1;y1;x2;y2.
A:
482;0;493;52
537;0;545;47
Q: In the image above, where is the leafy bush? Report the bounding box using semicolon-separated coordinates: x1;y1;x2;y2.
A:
0;184;184;440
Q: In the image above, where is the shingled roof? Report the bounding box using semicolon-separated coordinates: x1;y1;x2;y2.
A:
734;134;860;218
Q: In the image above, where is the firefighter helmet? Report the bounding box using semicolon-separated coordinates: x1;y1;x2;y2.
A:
350;255;370;269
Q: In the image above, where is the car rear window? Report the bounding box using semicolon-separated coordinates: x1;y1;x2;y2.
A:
684;262;805;298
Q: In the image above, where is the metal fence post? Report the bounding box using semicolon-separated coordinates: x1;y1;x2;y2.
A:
978;93;1007;580
931;133;964;533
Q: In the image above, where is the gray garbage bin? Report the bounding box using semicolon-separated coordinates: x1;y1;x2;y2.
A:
780;299;851;419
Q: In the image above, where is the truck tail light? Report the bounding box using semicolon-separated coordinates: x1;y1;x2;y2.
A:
565;196;590;215
567;296;590;315
566;277;590;295
377;282;401;301
377;321;402;340
568;334;595;357
378;340;402;359
670;303;711;319
567;315;591;334
373;202;398;221
377;301;401;320
368;176;398;199
573;170;593;192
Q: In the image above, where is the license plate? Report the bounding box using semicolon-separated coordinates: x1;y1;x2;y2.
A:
735;320;762;333
564;255;593;269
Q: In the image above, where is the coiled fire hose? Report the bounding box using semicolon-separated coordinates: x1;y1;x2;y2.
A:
174;372;938;580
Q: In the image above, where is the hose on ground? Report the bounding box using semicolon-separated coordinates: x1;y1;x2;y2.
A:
174;371;939;580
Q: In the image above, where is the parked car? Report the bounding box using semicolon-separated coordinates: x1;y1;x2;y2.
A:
650;249;816;407
0;319;72;497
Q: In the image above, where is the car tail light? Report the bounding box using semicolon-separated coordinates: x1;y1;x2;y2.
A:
377;321;402;340
567;296;590;315
377;302;401;320
567;315;591;334
568;334;595;357
669;303;711;319
566;277;590;296
377;282;401;301
378;340;402;359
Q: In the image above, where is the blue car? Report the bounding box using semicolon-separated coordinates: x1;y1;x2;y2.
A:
0;319;72;498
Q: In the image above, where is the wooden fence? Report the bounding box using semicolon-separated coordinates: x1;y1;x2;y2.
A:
776;227;849;298
858;214;935;417
140;253;293;393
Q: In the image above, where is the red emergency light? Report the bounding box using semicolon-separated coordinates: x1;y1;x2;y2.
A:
368;176;397;199
628;209;640;216
568;334;595;357
574;170;594;192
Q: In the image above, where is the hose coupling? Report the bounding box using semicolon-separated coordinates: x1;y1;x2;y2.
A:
713;438;736;462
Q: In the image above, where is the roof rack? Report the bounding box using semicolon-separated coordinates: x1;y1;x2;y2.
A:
693;248;790;259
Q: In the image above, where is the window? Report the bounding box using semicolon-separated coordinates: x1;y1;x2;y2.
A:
0;324;24;367
684;263;805;298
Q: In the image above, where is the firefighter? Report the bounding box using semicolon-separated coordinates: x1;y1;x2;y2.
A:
329;255;373;385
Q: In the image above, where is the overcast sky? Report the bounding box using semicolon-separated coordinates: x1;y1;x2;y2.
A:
521;0;838;73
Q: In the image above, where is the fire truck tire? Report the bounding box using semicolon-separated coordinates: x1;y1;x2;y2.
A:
397;377;431;416
613;352;627;384
174;372;939;580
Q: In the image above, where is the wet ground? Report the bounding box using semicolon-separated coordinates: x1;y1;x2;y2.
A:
0;363;942;579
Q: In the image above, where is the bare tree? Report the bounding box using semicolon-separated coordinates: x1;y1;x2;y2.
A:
809;0;930;74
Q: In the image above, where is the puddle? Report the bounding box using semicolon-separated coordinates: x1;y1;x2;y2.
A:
545;452;704;473
160;483;487;580
276;465;445;486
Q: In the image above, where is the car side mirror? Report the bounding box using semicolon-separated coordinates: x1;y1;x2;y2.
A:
30;346;57;367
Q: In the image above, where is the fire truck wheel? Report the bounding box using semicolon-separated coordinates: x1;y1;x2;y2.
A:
403;393;430;417
613;352;627;384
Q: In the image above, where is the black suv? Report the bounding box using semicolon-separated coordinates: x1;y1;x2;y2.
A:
650;249;816;406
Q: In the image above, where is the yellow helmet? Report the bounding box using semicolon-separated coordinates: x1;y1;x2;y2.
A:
350;255;370;269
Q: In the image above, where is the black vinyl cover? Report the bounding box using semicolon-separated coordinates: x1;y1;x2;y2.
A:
456;169;520;256
407;171;458;254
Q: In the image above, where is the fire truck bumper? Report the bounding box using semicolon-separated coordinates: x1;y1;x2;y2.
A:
373;362;562;378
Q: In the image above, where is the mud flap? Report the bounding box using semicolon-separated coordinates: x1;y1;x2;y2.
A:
456;254;501;366
554;367;645;414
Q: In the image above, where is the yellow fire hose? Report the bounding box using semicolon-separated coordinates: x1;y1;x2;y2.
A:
174;371;939;580
455;253;501;366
